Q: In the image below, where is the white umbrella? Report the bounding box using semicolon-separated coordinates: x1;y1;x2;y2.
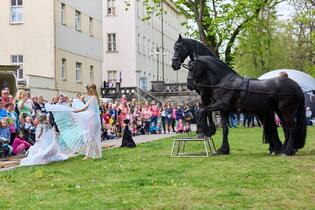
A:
258;69;315;95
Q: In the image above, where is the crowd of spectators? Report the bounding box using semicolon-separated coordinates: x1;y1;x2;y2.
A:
0;86;194;159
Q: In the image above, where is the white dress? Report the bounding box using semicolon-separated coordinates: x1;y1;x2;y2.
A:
20;97;102;166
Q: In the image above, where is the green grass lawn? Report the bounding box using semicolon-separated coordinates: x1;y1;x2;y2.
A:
1;127;315;210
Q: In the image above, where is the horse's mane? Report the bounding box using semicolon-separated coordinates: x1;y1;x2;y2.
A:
196;56;240;76
183;38;216;57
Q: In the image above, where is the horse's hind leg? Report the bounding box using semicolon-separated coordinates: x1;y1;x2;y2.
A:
260;113;282;154
280;116;296;156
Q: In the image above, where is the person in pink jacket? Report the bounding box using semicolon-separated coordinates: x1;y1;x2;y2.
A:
12;131;32;156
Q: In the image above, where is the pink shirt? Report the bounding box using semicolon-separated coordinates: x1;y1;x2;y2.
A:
150;105;159;117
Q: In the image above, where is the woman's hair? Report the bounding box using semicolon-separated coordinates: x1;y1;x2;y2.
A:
15;89;25;101
86;83;100;104
279;72;288;78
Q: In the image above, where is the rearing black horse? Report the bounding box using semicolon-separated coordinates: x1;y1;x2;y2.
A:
188;56;307;156
172;34;218;138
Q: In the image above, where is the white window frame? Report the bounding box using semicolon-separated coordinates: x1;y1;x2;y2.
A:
61;3;66;25
61;58;66;80
107;33;117;52
10;54;24;79
75;10;81;31
90;65;94;83
107;70;117;85
89;17;93;36
10;0;23;24
107;0;116;16
75;62;81;82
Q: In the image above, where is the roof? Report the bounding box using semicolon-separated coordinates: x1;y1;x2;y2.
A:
258;69;315;95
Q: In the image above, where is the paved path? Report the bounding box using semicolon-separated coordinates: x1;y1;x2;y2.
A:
0;132;181;171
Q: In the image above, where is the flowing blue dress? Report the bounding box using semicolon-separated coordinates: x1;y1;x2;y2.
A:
20;97;102;166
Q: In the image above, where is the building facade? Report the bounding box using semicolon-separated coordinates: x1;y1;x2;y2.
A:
0;0;103;99
103;0;188;91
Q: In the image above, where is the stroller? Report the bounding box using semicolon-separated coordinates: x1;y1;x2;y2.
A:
22;124;36;145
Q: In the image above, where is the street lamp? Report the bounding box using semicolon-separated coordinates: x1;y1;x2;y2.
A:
160;0;165;82
156;46;160;81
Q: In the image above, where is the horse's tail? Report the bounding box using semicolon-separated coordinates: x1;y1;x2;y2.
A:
294;97;307;150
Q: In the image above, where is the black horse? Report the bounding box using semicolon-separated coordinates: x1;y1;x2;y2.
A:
188;56;307;156
172;34;217;138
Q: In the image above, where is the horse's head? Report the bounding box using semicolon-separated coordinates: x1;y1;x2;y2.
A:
172;34;189;70
187;59;204;90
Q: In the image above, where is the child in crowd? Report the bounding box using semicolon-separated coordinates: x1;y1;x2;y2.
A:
6;103;18;144
149;121;158;134
0;118;11;143
0;118;12;158
12;131;31;156
184;122;191;134
132;121;138;136
176;119;184;133
35;113;51;142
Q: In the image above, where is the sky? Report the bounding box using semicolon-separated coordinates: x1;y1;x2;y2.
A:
276;1;295;20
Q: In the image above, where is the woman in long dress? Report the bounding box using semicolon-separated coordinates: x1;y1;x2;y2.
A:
20;84;102;166
72;84;102;159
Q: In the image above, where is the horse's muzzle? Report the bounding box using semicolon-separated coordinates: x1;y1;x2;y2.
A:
172;59;181;70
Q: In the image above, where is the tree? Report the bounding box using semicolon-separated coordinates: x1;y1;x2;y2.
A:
143;0;279;66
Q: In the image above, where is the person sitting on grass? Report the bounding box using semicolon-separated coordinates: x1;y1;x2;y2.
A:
12;131;31;156
176;119;184;133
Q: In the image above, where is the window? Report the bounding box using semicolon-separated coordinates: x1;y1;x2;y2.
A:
143;37;146;56
61;3;65;25
89;17;93;36
107;0;116;15
11;55;23;79
61;58;66;80
10;0;23;23
90;66;94;82
137;33;141;54
107;70;117;85
107;33;116;52
139;77;147;91
75;10;81;31
75;62;81;82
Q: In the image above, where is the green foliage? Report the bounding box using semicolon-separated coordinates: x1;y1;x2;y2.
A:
1;127;315;209
234;0;315;77
142;0;278;65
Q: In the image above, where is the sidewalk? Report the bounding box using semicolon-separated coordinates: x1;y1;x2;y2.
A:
0;132;180;171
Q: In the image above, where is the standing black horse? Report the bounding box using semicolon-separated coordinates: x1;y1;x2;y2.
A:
172;34;218;138
188;56;307;156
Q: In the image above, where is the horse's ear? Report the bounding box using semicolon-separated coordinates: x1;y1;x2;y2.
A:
178;34;182;41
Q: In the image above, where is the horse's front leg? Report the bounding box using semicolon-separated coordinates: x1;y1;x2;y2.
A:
199;101;230;155
197;91;216;138
215;112;230;155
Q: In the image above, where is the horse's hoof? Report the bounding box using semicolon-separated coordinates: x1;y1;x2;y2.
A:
197;133;206;138
214;148;230;155
280;151;295;156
